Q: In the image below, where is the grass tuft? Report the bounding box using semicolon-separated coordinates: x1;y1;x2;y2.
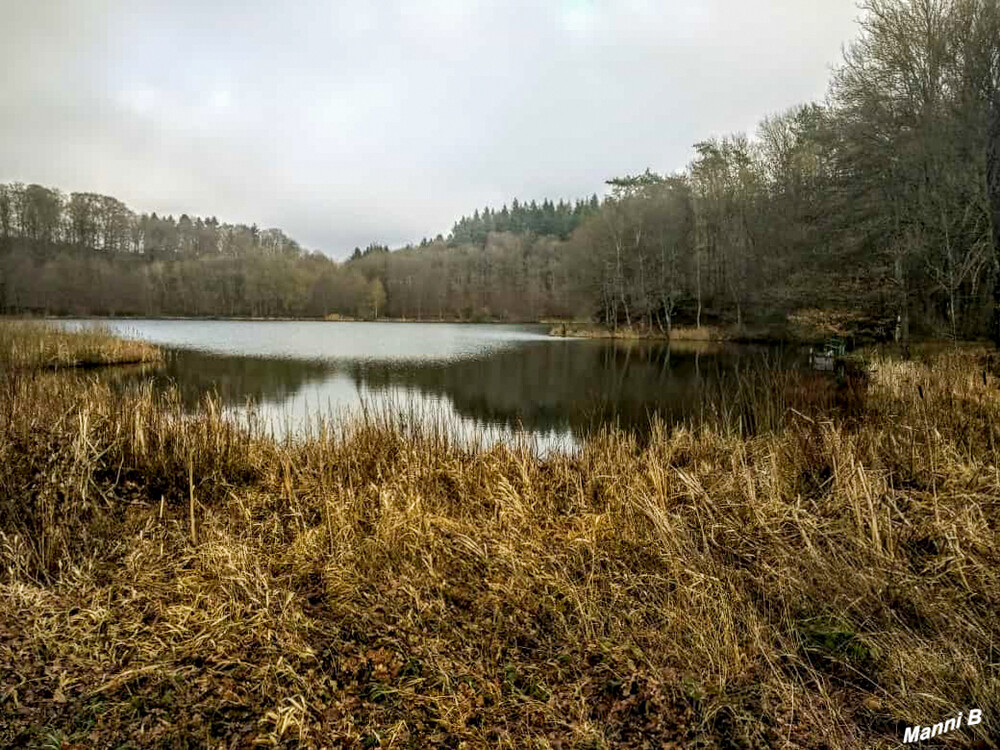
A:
0;320;161;370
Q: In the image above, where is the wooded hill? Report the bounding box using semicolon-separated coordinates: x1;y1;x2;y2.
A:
2;0;999;342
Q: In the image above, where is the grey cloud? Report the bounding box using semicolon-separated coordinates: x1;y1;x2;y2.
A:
0;0;860;257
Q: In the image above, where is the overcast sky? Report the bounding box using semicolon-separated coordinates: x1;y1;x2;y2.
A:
0;1;860;258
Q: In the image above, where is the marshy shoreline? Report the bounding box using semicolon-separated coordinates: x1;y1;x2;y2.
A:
2;313;930;347
1;324;998;748
0;320;162;370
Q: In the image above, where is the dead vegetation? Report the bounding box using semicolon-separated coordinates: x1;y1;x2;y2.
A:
0;320;162;370
0;340;998;748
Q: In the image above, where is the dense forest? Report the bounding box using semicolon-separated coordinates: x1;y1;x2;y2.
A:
447;197;602;245
2;0;999;342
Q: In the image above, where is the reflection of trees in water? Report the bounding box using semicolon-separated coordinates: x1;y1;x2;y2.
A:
346;341;792;436
112;341;795;439
118;349;335;408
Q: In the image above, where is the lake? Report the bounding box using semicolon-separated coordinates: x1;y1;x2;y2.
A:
59;319;800;449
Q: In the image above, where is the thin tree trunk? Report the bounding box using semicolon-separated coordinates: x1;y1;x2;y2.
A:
695;253;702;329
614;239;631;329
895;252;910;352
989;98;1000;347
941;204;958;341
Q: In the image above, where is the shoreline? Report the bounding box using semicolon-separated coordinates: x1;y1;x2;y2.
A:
3;314;990;348
0;320;163;370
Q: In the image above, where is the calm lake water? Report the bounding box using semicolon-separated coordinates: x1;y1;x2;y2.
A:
59;319;800;449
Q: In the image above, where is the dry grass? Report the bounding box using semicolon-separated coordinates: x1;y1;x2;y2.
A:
550;324;674;340
0;344;999;748
550;324;776;343
662;325;725;342
0;320;162;370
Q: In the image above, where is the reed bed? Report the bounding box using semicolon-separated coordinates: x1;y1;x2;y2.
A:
0;346;998;748
0;320;162;370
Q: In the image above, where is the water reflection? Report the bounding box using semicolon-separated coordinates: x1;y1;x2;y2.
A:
135;349;333;408
109;338;796;445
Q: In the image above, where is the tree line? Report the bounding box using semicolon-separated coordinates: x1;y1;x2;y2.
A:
448;197;601;246
0;181;576;321
565;0;999;342
0;184;391;319
353;0;1000;342
2;0;999;342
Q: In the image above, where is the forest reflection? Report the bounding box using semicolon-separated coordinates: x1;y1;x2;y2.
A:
111;340;798;440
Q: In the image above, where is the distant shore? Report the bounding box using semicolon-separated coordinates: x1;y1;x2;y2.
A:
2;314;799;343
4;313;986;348
6;313;545;325
547;322;868;345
